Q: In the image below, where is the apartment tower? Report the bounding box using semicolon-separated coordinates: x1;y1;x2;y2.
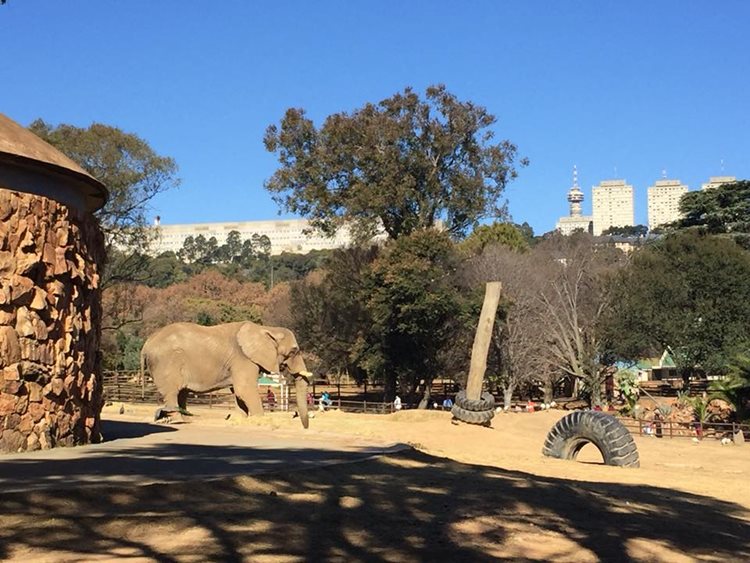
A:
647;178;688;230
592;179;635;235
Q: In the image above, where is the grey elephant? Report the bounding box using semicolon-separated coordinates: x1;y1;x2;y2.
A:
140;321;312;428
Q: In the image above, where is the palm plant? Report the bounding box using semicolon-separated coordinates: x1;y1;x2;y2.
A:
709;353;750;421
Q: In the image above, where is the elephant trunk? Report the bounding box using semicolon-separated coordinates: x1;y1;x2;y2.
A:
295;375;309;429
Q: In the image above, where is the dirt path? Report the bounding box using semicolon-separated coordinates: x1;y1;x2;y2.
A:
0;405;747;561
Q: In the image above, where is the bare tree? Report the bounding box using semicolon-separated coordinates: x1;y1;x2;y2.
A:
534;233;625;407
463;246;549;408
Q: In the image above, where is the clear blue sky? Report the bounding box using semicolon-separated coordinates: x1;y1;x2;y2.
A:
2;1;748;234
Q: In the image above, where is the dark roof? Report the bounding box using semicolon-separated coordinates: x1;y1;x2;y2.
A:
0;113;107;212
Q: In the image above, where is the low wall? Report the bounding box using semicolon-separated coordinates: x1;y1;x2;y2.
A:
0;188;105;452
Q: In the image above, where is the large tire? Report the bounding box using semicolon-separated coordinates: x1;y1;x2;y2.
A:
455;390;496;412
451;404;495;425
542;410;640;468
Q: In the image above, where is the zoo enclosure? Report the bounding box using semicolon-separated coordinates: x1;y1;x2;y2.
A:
102;371;396;414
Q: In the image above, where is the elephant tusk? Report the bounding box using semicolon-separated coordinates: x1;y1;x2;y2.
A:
297;370;313;379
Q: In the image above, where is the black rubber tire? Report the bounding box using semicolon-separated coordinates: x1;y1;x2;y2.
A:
451;404;495;425
542;410;640;468
455;390;496;412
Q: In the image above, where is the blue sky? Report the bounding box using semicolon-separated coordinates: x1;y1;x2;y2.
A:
2;1;748;234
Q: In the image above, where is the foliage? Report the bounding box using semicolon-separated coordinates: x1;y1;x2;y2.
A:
364;230;465;401
606;231;750;376
28;119;180;285
677;180;750;235
460;222;529;255
264;84;527;241
460;244;549;407
601;225;649;237
688;395;712;425
535;232;626;407
290;247;379;381
709;353;750;419
616;370;640;416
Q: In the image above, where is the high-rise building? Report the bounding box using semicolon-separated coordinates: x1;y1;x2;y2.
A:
647;178;688;230
701;176;736;190
555;166;593;235
592;179;634;235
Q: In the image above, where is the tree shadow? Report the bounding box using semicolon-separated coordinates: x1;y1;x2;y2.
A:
0;446;747;561
101;419;178;441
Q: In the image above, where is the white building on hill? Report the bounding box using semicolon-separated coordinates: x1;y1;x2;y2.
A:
149;218;357;256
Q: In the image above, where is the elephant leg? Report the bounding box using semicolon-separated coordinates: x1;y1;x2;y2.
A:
233;378;264;417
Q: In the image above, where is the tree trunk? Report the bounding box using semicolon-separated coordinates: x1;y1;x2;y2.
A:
543;379;554;403
502;385;514;410
417;379;433;409
589;376;603;408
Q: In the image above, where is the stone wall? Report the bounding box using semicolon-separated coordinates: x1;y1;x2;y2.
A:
0;188;105;452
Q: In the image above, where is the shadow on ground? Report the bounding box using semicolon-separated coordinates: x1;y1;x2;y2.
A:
101;419;178;440
0;446;747;562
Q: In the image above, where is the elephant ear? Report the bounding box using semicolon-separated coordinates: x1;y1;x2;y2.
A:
236;323;280;374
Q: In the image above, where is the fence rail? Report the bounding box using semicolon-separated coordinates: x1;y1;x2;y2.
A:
101;371;394;415
618;417;750;441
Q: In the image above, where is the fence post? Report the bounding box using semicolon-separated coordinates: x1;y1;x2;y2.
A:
669;420;673;439
638;419;642;435
364;400;367;414
209;392;213;409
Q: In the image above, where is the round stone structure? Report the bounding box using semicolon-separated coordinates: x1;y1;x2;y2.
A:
0;113;107;452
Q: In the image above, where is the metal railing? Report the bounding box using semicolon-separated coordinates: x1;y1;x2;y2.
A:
618;417;750;441
101;371;395;414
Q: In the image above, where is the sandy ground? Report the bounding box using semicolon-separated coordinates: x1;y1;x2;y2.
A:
0;404;748;562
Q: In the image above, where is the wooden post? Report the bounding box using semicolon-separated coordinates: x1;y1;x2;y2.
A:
466;282;502;401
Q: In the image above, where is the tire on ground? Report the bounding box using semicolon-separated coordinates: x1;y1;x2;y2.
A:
542;410;640;468
455;390;496;412
451;404;495;425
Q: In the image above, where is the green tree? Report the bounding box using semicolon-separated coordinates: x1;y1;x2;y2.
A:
607;231;750;377
461;222;529;255
264;84;527;241
223;230;243;263
290;247;379;382
601;225;649;237
364;230;464;402
29;119;180;283
678;180;750;234
709;353;750;421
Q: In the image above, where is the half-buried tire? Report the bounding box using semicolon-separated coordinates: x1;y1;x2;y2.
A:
451;404;495;425
542;410;640;468
455;390;496;412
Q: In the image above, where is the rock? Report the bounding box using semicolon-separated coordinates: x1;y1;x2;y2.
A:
0;326;21;363
734;430;745;446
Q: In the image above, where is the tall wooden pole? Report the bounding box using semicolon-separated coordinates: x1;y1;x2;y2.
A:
466;282;502;401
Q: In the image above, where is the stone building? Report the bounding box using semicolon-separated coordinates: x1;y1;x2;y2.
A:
0;113;107;452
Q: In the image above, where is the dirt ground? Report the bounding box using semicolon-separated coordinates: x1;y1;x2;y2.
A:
1;404;748;562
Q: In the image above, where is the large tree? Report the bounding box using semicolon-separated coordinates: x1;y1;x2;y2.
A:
606;231;750;377
462;245;549;408
264;85;527;241
675;180;750;249
29;119;180;284
535;233;625;406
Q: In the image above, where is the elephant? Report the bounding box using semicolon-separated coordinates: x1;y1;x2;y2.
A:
140;321;312;428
